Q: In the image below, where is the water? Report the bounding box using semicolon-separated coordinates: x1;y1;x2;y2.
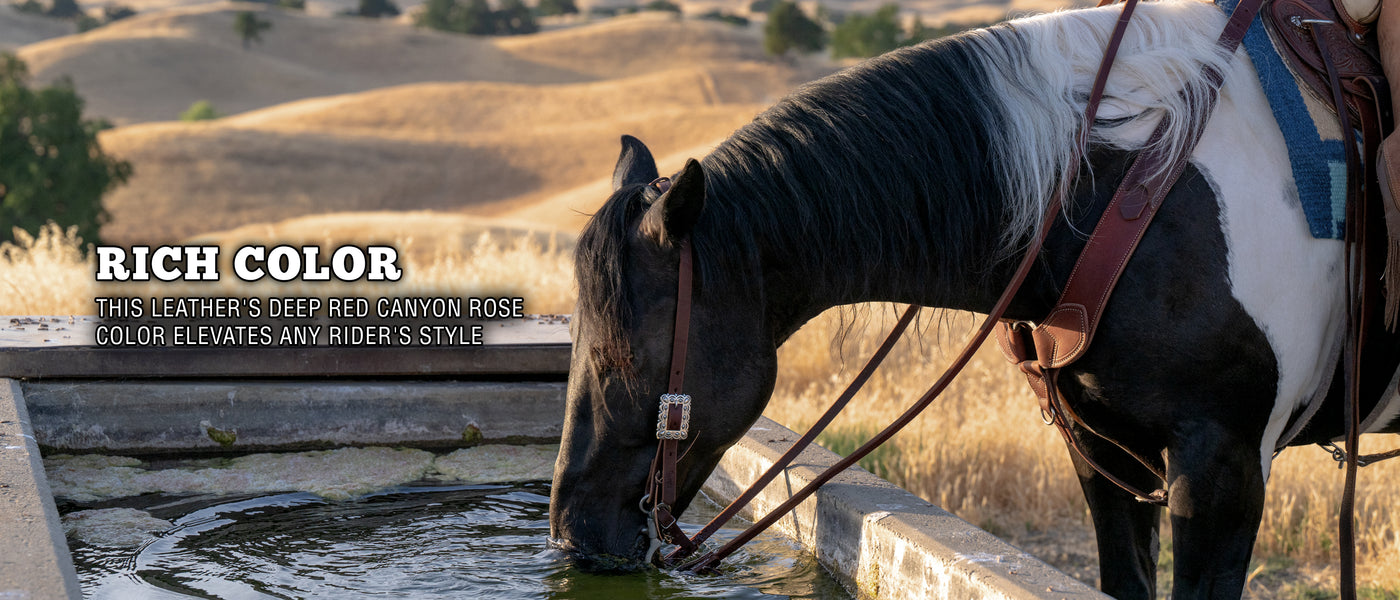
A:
65;482;852;599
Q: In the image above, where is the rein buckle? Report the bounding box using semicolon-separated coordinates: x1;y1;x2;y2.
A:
656;394;692;440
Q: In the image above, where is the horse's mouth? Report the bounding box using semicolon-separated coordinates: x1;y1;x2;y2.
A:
545;531;657;572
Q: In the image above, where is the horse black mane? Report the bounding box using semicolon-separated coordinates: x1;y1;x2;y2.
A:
577;27;1023;369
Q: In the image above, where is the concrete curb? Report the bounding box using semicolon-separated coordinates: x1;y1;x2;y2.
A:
0;379;81;600
705;417;1108;600
23;380;567;455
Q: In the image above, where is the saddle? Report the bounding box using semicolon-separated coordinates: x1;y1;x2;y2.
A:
1264;0;1395;325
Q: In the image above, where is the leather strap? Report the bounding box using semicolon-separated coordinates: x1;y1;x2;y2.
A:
1314;27;1363;600
1032;0;1263;372
644;233;697;553
999;0;1265;504
663;305;920;565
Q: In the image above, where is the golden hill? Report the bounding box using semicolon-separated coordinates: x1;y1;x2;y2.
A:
16;2;592;124
96;66;782;244
0;4;74;51
15;5;809;126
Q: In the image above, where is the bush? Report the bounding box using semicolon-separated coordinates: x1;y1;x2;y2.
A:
179;100;220;121
763;0;824;57
11;0;44;14
102;4;136;21
75;13;101;31
233;11;272;49
588;5;635;17
277;0;305;9
534;0;577;17
828;5;979;59
642;0;678;12
0;54;131;245
415;0;536;36
46;0;79;17
697;9;747;26
493;0;536;34
356;0;400;18
829;4;901;59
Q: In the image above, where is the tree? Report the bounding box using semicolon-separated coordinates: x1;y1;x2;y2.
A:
698;9;748;26
12;0;44;14
233;11;272;49
414;0;538;36
642;0;679;12
179;100;220;121
830;4;901;59
46;0;80;17
454;0;494;34
415;0;455;30
493;0;536;34
357;0;400;18
763;0;824;57
103;4;137;22
535;0;577;17
75;13;101;31
0;54;131;245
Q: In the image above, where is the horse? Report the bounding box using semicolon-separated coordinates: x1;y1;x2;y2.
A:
548;1;1400;598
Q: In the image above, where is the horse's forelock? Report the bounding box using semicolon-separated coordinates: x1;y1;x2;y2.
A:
575;185;651;377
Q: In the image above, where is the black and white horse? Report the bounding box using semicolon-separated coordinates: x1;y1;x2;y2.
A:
549;1;1400;597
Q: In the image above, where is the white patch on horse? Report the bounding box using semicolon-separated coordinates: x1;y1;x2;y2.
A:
984;0;1347;480
967;0;1236;253
1189;53;1345;481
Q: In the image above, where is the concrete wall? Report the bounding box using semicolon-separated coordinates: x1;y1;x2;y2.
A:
2;377;1106;600
23;380;567;454
706;417;1107;600
0;380;82;600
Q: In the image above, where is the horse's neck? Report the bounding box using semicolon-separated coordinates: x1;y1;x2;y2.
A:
716;193;1017;340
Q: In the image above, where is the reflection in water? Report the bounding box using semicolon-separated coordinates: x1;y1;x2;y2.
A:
68;483;850;599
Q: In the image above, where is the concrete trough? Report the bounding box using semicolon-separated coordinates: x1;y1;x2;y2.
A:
0;316;1106;600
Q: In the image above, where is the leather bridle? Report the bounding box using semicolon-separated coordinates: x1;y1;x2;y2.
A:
638;0;1269;574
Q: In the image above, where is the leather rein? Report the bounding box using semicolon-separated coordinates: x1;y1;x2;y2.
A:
639;0;1265;573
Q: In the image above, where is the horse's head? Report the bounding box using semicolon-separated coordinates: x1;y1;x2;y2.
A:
549;136;778;569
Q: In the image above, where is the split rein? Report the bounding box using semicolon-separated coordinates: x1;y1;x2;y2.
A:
638;0;1262;573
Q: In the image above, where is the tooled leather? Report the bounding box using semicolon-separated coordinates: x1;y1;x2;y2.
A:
1267;0;1384;128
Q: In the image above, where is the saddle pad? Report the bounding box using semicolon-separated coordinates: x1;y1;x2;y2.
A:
1216;0;1346;239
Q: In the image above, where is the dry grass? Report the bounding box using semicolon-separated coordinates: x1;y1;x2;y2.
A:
766;307;1400;597
0;223;574;315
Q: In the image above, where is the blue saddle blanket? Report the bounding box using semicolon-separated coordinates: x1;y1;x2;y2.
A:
1216;0;1346;239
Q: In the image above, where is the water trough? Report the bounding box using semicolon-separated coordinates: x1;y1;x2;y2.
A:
0;316;1106;599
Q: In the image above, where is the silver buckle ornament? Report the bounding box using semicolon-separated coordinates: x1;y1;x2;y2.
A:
656;394;692;440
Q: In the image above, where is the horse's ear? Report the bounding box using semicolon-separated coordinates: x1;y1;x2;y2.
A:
643;158;705;244
612;135;659;191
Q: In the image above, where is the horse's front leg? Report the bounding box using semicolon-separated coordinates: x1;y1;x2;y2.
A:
1068;423;1164;600
1164;420;1267;600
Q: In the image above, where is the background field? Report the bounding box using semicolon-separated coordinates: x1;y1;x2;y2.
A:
2;0;1398;597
